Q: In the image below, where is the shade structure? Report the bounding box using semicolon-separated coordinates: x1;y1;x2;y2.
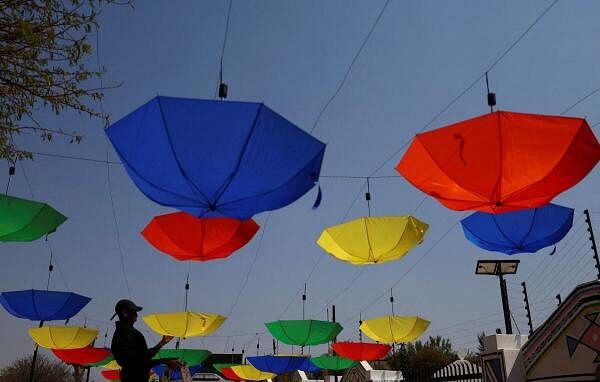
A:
247;355;307;373
87;354;114;367
52;347;110;365
29;326;98;349
106;96;326;219
360;316;429;343
101;370;120;381
265;320;343;346
0;290;91;321
317;216;429;265
153;364;202;380
143;311;226;338
153;349;211;366
310;355;357;371
298;358;321;372
220;367;244;381
397;111;600;213
461;203;574;255
230;364;276;381
142;212;259;262
0;194;67;242
101;360;121;370
213;363;239;372
331;342;391;361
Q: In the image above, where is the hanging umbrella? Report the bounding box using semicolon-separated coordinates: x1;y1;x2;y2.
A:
247;355;307;373
100;360;121;370
29;326;98;349
0;289;91;321
220;367;244;381
397;111;600;213
317;216;429;265
153;364;202;380
106;96;326;219
87;354;115;368
213;363;239;372
142;212;259;262
359;316;429;344
101;370;120;381
52;347;111;365
298;358;321;372
310;355;357;371
265;320;343;346
230;364;276;380
461;203;574;255
0;195;67;242
143;311;226;338
153;349;211;366
331;342;391;361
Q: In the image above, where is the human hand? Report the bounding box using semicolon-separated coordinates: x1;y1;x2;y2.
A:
165;359;184;370
160;335;174;346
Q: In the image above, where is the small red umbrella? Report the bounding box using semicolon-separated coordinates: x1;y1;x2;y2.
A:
52;347;110;365
142;212;259;261
101;370;120;381
332;342;391;361
221;367;245;381
397;111;600;213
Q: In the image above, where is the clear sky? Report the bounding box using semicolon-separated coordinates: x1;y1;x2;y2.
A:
1;0;600;378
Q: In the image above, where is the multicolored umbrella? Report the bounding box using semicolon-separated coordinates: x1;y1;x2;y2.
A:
220;367;244;381
317;216;429;265
101;369;120;381
52;347;111;366
461;203;574;255
106;96;326;219
142;212;259;261
0;195;67;242
359;316;429;344
310;355;357;370
143;311;226;338
247;355;307;373
28;326;98;349
397;111;600;213
213;363;239;372
153;364;202;380
298;358;321;372
0;290;90;321
153;349;211;366
265;320;343;346
230;364;276;380
331;342;391;361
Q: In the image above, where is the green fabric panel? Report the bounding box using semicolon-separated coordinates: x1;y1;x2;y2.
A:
153;349;211;366
265;320;343;346
310;356;357;370
86;354;114;367
0;195;66;242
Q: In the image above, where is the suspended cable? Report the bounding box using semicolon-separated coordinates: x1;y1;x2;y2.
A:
216;0;233;99
561;87;600;115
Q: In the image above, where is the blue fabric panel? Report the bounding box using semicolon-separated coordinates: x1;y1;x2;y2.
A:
247;355;307;373
298;358;321;372
153;364;202;380
0;289;91;321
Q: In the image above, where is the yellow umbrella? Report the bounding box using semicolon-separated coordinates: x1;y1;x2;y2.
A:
102;360;121;370
359;315;429;343
28;326;98;349
143;311;226;338
317;216;428;265
230;365;276;381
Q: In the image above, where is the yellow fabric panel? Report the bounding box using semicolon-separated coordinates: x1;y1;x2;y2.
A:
102;360;121;370
143;311;226;338
359;315;430;343
317;216;428;265
28;326;98;349
231;365;276;380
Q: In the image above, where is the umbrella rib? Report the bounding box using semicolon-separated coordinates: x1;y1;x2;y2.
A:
518;208;539;249
31;290;43;321
6;203;49;241
489;215;520;249
524;213;572;251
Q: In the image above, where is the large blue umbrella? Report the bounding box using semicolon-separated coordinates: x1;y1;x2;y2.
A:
461;203;574;255
153;364;202;380
106;96;326;219
0;289;91;321
298;358;321;373
247;355;307;374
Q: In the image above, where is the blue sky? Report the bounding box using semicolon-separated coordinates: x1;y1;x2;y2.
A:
1;0;600;377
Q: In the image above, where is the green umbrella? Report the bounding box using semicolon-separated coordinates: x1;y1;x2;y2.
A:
154;349;211;366
265;320;343;346
310;355;357;370
0;195;66;242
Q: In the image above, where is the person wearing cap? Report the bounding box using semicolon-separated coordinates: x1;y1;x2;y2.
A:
111;299;182;382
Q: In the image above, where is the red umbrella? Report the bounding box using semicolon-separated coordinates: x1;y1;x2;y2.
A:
397;111;600;213
142;212;259;261
101;370;120;381
332;342;391;361
221;367;245;381
52;347;110;365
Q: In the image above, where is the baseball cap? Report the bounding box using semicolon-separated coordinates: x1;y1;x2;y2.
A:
111;299;143;320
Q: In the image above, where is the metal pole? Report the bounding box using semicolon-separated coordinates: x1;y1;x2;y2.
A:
28;321;44;382
521;282;533;335
332;305;338;382
584;210;600;279
272;339;276;355
498;273;513;335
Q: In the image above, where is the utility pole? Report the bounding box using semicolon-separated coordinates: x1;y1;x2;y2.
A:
521;282;533;335
584;210;600;280
476;260;520;335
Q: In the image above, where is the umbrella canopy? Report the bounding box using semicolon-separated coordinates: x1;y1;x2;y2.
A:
310;355;357;371
359;316;429;344
397;111;600;213
213;363;239;372
29;326;98;349
331;342;391;361
298;358;321;372
265;320;343;346
317;216;429;265
0;290;91;321
143;311;226;338
247;355;307;373
101;370;120;381
52;347;111;365
101;360;121;370
153;349;211;366
461;203;574;255
106;96;326;219
153;364;202;380
220;367;244;381
0;194;67;242
142;212;259;262
230;365;276;381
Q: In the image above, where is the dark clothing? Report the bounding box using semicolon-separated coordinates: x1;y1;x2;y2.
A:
111;321;160;382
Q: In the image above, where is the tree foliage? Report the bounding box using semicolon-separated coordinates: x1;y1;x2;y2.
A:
0;353;83;382
0;0;131;161
385;336;458;381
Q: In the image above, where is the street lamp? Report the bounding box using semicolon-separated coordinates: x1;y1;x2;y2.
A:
476;259;520;335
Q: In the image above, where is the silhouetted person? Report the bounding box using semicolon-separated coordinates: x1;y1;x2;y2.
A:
111;299;181;382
